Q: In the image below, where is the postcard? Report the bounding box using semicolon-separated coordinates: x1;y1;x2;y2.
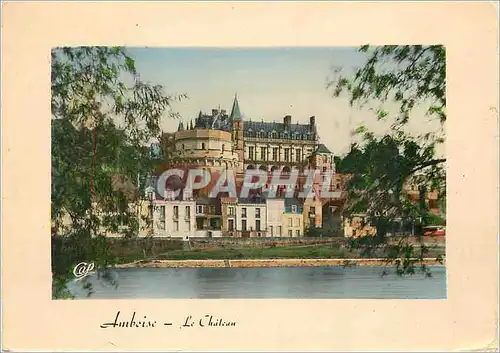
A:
2;1;498;351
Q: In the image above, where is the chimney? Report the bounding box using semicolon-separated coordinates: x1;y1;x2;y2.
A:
284;115;292;127
310;116;316;126
221;109;227;115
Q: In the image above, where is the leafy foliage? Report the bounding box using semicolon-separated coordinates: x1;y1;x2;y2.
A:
328;45;446;126
51;47;184;296
329;45;447;274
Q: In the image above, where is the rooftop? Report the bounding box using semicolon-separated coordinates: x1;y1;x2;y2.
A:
312;143;332;154
243;120;316;141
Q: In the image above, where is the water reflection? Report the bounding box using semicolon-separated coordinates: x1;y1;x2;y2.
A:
67;266;446;299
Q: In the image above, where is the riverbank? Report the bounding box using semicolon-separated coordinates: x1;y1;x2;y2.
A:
116;258;445;268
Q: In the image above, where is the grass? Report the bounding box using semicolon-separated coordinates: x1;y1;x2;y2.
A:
153;245;360;261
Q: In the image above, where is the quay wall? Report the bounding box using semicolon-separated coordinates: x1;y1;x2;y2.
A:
117;258;445;269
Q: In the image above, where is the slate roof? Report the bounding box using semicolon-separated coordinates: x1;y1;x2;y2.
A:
178;95;317;142
193;110;232;132
238;196;266;204
229;94;242;122
243;121;316;141
312;143;332;154
179;95;242;133
284;198;303;207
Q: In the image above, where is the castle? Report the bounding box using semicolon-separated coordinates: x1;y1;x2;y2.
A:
165;94;335;174
149;95;345;239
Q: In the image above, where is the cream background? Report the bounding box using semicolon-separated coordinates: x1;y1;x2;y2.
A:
2;2;499;351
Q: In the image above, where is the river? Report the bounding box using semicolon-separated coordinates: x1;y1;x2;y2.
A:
67;266;446;299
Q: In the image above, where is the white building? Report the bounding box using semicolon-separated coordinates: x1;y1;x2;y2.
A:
152;199;196;240
266;198;285;237
236;200;267;237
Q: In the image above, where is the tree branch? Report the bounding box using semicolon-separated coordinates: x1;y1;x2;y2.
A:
409;158;446;174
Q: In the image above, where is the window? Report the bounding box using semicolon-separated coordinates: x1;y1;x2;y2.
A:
310;206;315;215
228;206;235;216
255;208;260;218
296;149;301;162
222;144;225;152
173;206;179;218
291;205;297;213
197;205;204;214
228;219;234;231
284;149;290;162
256;220;261;231
186;220;191;231
248;146;255;160
269;226;273;236
336;183;340;189
185;206;190;217
260;147;267;161
295;218;300;227
278;226;282;236
288;218;292;227
241;208;247;218
272;148;278;161
159;206;166;220
174;220;179;231
323;167;327;173
201;142;206;150
242;219;247;231
296;230;300;237
288;229;293;237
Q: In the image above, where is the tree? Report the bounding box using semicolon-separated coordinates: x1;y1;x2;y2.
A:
51;47;184;297
329;45;446;275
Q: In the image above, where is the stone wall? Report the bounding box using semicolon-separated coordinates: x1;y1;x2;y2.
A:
183;235;446;250
183;236;348;249
118;258;445;269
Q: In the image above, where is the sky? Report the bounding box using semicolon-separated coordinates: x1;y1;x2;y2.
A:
127;47;443;157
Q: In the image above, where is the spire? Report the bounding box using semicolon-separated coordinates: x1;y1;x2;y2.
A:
177;120;184;132
229;93;242;122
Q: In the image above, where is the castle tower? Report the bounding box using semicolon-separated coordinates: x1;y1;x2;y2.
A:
310;144;335;172
230;94;244;173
